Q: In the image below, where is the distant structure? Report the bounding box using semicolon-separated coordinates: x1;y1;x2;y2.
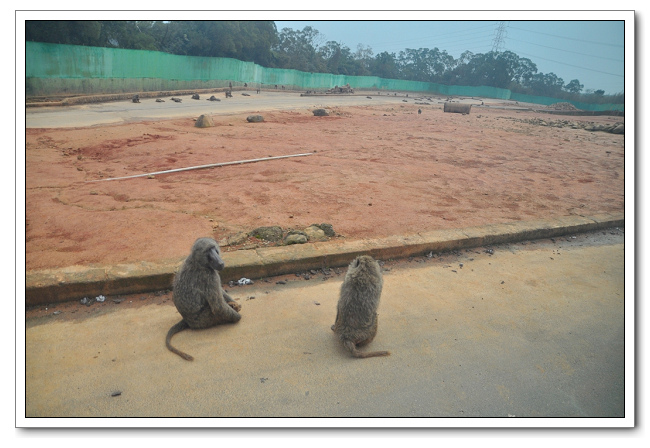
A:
491;21;509;52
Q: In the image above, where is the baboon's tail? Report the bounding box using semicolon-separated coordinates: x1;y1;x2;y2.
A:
343;340;390;358
166;320;194;361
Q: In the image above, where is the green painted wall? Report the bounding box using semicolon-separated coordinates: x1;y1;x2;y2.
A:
26;41;623;111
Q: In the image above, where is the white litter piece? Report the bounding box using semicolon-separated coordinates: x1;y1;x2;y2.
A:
238;278;253;286
87;153;314;182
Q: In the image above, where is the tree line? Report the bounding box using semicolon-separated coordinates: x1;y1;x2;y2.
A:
25;20;623;103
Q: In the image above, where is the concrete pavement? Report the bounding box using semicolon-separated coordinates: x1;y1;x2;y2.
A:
23;226;626;422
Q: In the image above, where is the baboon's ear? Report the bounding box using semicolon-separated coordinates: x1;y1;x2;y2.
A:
207;246;225;271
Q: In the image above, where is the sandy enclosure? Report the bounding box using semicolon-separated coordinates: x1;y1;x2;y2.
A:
25;103;624;271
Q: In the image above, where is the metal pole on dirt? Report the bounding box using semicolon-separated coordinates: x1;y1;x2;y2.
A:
85;152;314;182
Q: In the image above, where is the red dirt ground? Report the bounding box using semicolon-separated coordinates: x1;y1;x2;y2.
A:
25;104;624;271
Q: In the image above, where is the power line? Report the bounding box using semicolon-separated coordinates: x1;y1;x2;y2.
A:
366;23;497;54
515;50;624;78
508;37;624;63
509;25;624;48
368;22;496;49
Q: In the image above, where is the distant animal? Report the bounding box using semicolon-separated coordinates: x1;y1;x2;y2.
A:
156;98;165;102
132;94;140;103
165;238;242;361
418;109;422;114
331;255;390;358
192;93;200;100
207;95;221;101
171;97;182;103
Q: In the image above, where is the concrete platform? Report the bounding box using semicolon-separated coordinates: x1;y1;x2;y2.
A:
25;213;624;306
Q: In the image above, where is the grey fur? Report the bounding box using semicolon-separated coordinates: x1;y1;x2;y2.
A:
166;237;241;361
331;255;390;358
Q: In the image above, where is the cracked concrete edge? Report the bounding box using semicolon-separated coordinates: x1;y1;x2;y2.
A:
24;213;624;307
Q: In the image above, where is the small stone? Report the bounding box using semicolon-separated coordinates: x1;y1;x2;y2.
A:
246;115;264;123
285;233;308;245
304;225;327;242
251;226;283;242
195;114;215;128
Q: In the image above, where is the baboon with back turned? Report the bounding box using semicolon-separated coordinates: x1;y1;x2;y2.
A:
331;255;390;358
166;237;242;361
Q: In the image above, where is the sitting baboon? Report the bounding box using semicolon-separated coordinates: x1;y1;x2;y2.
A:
166;238;242;361
192;93;200;100
331;255;390;358
132;94;140;103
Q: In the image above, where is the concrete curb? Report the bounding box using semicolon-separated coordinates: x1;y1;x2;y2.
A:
25;213;624;307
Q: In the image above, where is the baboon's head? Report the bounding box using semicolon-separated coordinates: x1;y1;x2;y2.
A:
347;255;379;276
190;237;225;271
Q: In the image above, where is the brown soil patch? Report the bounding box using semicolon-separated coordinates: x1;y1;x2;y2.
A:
25;104;624;271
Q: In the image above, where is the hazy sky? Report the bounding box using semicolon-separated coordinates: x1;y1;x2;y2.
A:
274;20;626;94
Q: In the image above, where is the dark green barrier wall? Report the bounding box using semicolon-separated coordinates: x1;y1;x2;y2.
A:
26;42;622;111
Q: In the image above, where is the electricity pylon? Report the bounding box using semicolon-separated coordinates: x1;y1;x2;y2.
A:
492;21;509;52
